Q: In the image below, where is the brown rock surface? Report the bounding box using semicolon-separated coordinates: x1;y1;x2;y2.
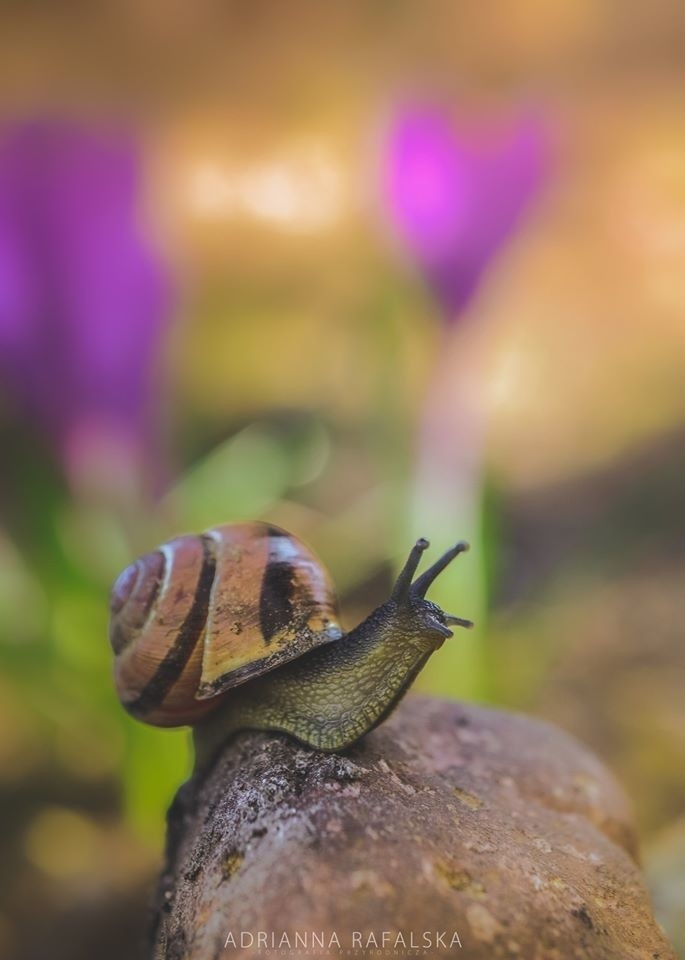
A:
152;696;675;959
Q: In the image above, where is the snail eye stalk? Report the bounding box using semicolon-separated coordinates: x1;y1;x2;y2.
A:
443;614;474;629
391;538;430;603
391;538;470;605
410;541;469;599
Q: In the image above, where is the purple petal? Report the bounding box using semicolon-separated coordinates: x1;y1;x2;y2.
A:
0;119;170;486
384;103;548;320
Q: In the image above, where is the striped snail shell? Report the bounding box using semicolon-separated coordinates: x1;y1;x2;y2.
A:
109;522;343;726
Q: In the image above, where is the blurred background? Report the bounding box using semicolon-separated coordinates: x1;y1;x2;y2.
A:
0;2;684;958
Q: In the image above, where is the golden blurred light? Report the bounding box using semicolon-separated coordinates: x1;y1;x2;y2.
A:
187;161;238;219
25;807;101;879
486;342;532;412
185;141;345;232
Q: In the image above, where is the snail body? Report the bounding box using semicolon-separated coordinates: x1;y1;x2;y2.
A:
109;522;472;765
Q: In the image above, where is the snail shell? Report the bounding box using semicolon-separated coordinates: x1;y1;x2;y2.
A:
109;522;342;726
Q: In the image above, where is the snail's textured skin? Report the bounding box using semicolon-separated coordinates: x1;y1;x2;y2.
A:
109;524;472;762
194;599;444;766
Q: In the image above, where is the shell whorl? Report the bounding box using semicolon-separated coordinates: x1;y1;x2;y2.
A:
109;522;342;727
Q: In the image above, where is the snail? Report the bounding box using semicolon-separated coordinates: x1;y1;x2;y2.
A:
109;522;472;767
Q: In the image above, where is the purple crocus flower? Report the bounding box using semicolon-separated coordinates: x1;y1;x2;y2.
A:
384;104;547;320
0;120;170;491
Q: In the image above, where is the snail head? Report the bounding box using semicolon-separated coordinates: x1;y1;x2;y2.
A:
388;538;473;641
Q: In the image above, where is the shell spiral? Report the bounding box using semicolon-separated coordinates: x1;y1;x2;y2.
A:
109;522;343;726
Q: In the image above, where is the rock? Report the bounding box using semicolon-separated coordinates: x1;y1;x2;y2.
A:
151;697;675;959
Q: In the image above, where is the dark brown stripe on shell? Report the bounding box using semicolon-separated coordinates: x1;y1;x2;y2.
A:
125;538;216;717
259;549;297;643
265;525;288;537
